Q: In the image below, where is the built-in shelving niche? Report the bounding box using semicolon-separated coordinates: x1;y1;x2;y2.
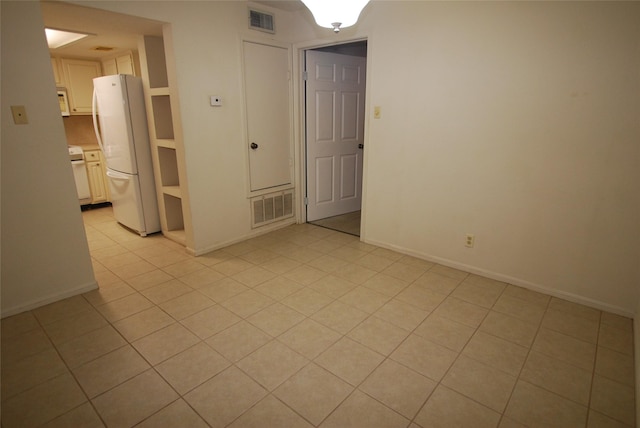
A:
140;33;189;248
151;95;174;140
158;147;179;187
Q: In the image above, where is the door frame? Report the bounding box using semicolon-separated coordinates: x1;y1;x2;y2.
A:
292;37;370;238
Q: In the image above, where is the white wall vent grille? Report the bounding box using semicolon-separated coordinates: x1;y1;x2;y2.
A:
249;9;275;33
251;190;293;228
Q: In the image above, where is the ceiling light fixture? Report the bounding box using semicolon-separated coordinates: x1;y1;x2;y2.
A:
45;28;91;49
300;0;370;33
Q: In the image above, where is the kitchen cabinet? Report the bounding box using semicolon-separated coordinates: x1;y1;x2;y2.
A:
61;59;102;114
51;57;64;87
85;150;110;203
102;52;136;76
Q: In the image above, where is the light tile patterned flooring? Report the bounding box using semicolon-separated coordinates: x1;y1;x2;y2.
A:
1;206;635;427
309;211;361;237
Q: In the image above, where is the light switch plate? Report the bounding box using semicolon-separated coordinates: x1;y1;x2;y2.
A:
11;105;28;125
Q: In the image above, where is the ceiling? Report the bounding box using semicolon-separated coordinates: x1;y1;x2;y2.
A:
42;1;163;59
41;1;305;60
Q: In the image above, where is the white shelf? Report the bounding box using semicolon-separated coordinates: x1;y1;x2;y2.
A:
163;185;182;198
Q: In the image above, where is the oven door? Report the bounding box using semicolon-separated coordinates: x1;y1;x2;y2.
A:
71;160;91;204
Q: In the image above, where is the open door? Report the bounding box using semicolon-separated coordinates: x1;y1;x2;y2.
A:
305;49;366;222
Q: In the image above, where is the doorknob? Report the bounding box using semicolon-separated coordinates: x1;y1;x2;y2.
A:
250;142;259;150
358;144;364;149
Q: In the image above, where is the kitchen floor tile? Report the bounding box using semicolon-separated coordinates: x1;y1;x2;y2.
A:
359;359;437;419
227;394;314;428
136;399;209;428
413;313;476;352
505;380;588;427
320;390;410;427
520;351;593;405
92;369;179;427
274;363;353;426
56;325;127;368
132;322;200;365
373;299;430;331
1;373;87;428
590;375;636;426
315;337;385;386
180;304;242;339
184;366;267;428
7;209;633;427
112;306;174;342
39;402;104;428
278;318;342;359
414;385;501;428
311;300;369;334
155;342;229;395
347;315;409;355
1;348;69;401
72;345;150;398
390;334;458;382
236;340;308;390
442;355;517;412
206;320;273;362
462;331;528;377
532;327;597;371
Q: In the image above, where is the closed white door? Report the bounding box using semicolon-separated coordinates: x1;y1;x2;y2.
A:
305;50;366;222
244;41;292;192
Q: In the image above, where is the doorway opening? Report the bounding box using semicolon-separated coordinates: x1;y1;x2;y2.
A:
304;41;367;236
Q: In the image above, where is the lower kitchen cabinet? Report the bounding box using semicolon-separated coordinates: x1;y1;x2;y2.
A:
85;150;110;203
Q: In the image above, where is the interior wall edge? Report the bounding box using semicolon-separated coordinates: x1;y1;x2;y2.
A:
0;281;98;320
363;237;636;319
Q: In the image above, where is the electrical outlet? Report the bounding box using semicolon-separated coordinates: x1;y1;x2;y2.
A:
465;234;475;248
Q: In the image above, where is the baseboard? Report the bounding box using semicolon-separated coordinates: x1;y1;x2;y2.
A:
635;313;640;426
192;218;297;257
0;281;98;319
363;237;635;318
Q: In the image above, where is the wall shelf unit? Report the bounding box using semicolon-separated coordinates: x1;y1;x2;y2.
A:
139;33;192;250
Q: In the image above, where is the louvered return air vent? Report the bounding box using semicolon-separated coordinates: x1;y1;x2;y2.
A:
251;190;293;228
249;9;275;33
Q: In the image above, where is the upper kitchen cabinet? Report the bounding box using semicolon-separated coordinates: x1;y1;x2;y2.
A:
61;58;102;114
51;57;64;87
102;51;138;77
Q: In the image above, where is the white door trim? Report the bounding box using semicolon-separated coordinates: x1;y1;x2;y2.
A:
291;37;371;238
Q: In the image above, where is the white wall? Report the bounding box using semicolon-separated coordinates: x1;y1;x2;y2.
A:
84;1;301;255
360;1;640;316
75;1;639;316
1;1;97;317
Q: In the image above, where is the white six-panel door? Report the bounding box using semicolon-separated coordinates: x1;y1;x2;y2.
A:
305;50;366;222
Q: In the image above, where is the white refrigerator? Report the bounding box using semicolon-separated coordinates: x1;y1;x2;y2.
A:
92;74;160;236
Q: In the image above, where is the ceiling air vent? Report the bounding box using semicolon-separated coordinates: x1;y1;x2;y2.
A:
249;9;275;33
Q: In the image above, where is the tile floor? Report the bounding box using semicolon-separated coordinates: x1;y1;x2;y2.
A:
309;211;361;237
1;206;636;427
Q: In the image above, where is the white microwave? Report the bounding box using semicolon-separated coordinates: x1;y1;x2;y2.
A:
57;89;70;116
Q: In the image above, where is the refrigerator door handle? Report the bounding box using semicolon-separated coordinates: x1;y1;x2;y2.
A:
92;88;106;154
106;170;132;180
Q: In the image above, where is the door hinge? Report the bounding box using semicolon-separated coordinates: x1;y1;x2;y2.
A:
303;71;308;81
304;197;308;205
